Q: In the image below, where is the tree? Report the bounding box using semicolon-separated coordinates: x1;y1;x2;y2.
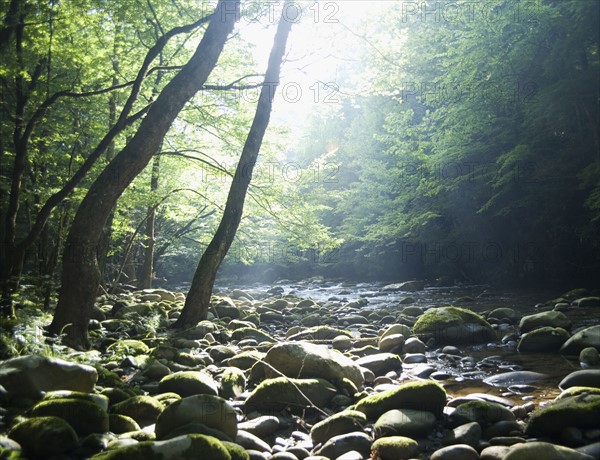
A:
49;0;240;349
174;1;295;328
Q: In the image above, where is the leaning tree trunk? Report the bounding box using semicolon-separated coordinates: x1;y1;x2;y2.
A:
49;0;239;349
174;4;294;328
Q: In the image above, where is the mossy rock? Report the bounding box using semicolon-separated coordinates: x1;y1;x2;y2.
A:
158;371;219;397
504;441;595;460
8;416;78;458
109;414;141;434
231;327;275;343
244;377;338;413
560;325;600;355
517;327;570;352
354;380;447;419
526;393;600;437
450;400;515;427
371;436;419;460
221;441;250;460
373;408;437;438
487;307;520;324
310;410;367;444
42;390;109;412
413;306;495;345
219;367;246;399
519;311;572;333
89;434;232;460
177;321;217;340
31;397;109;436
155;394;237;440
286;325;351;341
106;339;150;356
112;395;165;426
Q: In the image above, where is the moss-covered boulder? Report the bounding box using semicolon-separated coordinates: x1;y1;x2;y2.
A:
109;414;141;434
413;307;495;345
31;397;109;436
371;436;419;460
231;327;275;343
286;326;351;341
254;341;364;388
89;434;232;460
8;416;78;458
244;377;338;413
112;395;165;426
223;350;265;370
158;371;219;397
0;355;97;400
310;410;368;444
177;321;217;340
354;380;447;419
42;390;109;412
155;395;237;440
221;441;250;460
560;325;600;355
449;400;515;427
219;367;246;399
519;311;572;333
517;327;570;352
106;339;150;356
526;392;600;437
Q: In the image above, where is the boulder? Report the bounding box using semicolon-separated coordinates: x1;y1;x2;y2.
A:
580;347;600;368
111;395;165;426
430;444;479;460
355;353;402;375
560;326;600;355
382;281;425;292
8;416;78;458
483;371;549;387
373;408;436;438
219;367;247;399
371;436;419;459
449;401;515;427
413;306;495;345
504;441;595;460
517;327;570;352
519;311;572;333
30;397;109;436
572;297;600;308
314;431;372;459
311;410;367;444
0;355;97;400
286;326;351;341
158;371;219;397
354;380;447;419
559;370;600;390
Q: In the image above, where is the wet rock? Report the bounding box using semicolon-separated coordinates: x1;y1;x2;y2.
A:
517;327;570;352
487;308;520;324
573;297;600;308
403;353;427;363
245;377;337;412
354;380;447;419
483;371;549;387
111;395;164;426
0;355;97;400
355;353;402;375
373;408;436;438
255;341;364;388
561;326;600;355
430;444;479;460
371;435;419;459
382;281;425;292
519;311;572;333
314;431;372;459
580;348;600;369
155;394;237;440
8;416;78;458
158;371;219;397
310;410;367;444
443;421;482;448
559;370;600;390
413;306;496;345
503;441;595;460
31;397;109;436
450;401;515;427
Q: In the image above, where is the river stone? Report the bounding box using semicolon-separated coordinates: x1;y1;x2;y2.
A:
8;416;78;458
42;390;109;412
355;353;403;375
158;371;219;397
378;333;405;352
286;326;351;341
232;327;276;343
572;297;600;308
519;310;572;333
310;410;367;444
155;394;237;440
517;327;570;352
235;430;271;453
0;355;97;400
503;441;595;460
430;444;479;460
480;445;512;460
443;421;482;448
238;416;280;438
89;434;232;460
373;408;436;437
109;413;141;433
561;326;600;355
314;431;372;459
402;337;426;354
450;401;515;427
256;341;364;388
31;397;109;435
483;371;549;387
559;370;600;390
222;440;251;460
413;306;496;345
381;324;412;339
177;321;217;340
371;435;419;459
112;395;165;426
526;392;600;436
488;308;520;324
382;280;425;292
224;350;265;370
107;339;151;356
244;377;337;413
220;367;247;399
580;347;600;368
354;380;447;419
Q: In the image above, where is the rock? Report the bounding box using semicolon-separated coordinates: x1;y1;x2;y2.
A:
159;371;219;397
480;445;511;460
314;431;372;459
31;397;109;435
504;441;595;460
235;430;272;453
443;422;481;448
378;334;405;353
112;395;165;426
373;408;436;437
232;327;276;343
561;326;600;355
224;350;265;370
519;311;572;333
42;390;109;411
483;371;549;387
310;410;367;444
333;335;353;351
450;401;515;427
109;413;141;434
402;337;426;354
573;297;600;308
209;345;238;363
517;327;570;352
430;444;479;460
222;440;251;460
413;306;496;345
402;353;427;363
238;416;280;438
381;324;412;339
382;281;425;292
0;355;97;400
371;435;419;459
526;392;600;437
488;308;520;324
256;341;364;388
559;370;600;390
580;348;600;368
106;339;151;356
155;394;237;440
244;377;337;412
354;380;447;419
355;353;402;375
177;321;217;340
142;359;171;379
220;367;247;399
8;416;78;458
286;326;351;341
89;434;232;459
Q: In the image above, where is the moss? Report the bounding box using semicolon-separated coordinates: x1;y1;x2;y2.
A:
158;371;219;397
231;327;274;342
221;441;250;460
526;393;600;436
8;416;78;458
220;368;246;399
413;306;495;344
31;397;109;435
371;436;419;460
557;386;600;399
106;339;150;356
112;395;164;426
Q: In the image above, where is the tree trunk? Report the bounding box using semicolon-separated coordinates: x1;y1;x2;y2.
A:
140;154;161;288
174;4;294;328
49;0;239;349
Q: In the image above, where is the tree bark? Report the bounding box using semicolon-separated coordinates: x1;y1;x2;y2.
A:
140;153;161;288
174;3;294;328
49;0;239;349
